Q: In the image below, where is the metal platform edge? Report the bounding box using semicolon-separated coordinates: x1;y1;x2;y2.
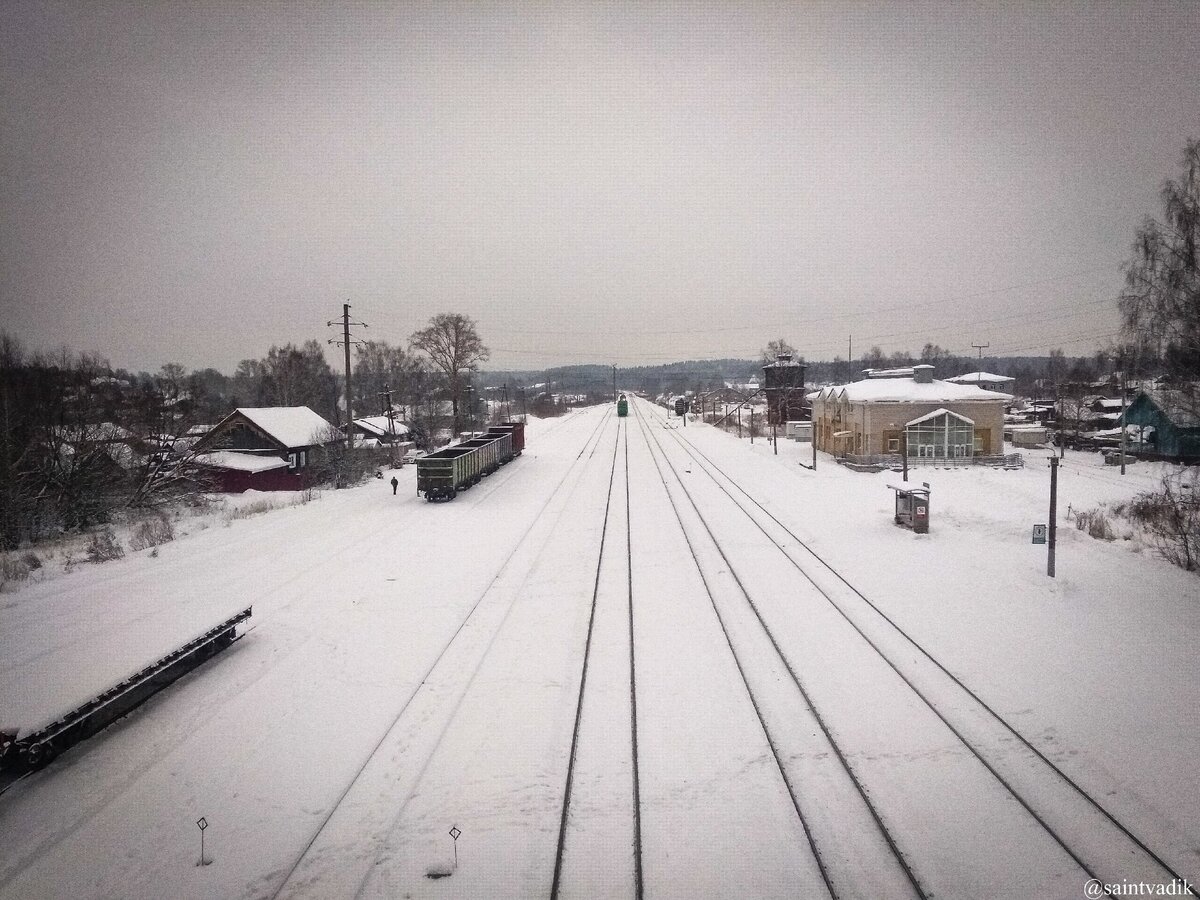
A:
0;606;252;774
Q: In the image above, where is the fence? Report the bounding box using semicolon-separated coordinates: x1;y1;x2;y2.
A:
837;453;1024;471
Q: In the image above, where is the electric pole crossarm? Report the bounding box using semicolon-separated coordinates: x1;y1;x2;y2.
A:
327;302;368;452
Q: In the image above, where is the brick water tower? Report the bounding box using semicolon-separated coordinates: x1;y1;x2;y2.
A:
763;354;807;426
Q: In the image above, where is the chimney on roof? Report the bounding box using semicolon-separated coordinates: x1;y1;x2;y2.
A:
775;353;792;363
913;364;934;384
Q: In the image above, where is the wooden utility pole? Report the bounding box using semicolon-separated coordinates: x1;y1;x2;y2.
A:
342;304;353;448
379;385;397;466
328;302;366;451
1119;364;1127;476
1048;455;1059;577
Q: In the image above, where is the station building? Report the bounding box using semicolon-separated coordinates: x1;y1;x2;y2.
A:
809;365;1011;460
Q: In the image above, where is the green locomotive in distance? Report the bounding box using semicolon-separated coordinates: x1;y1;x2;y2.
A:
616;393;628;417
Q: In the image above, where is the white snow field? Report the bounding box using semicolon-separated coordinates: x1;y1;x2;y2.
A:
1;399;1197;900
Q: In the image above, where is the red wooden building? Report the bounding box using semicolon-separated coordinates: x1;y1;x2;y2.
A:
191;407;338;492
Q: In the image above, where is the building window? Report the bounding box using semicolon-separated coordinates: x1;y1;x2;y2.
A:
906;411;975;458
887;438;900;452
288;452;297;471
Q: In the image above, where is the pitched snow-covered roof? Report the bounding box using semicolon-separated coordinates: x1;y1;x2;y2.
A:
811;378;1011;404
945;371;1014;385
194;451;289;473
352;415;411;437
906;407;975;427
1136;388;1200;427
235;407;336;449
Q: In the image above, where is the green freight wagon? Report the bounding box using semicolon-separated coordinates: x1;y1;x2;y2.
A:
415;421;525;501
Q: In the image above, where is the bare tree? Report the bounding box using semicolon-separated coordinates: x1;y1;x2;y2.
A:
760;337;798;364
1119;137;1199;409
409;313;489;435
862;346;886;370
353;340;425;421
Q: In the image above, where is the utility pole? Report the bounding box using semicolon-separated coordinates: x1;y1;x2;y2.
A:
971;342;989;385
612;365;617;403
327;302;367;451
465;383;475;437
847;335;852;384
1119;358;1127;476
1048;455;1059;577
379;385;397;466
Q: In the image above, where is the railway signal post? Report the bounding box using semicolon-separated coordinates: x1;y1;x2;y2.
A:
196;817;210;866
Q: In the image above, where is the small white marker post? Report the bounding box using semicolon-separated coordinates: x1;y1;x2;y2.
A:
449;825;461;869
196;817;209;866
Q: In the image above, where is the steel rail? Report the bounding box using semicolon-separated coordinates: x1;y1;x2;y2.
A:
659;407;1192;895
550;418;624;899
624;420;645;900
631;400;847;899
269;408;615;899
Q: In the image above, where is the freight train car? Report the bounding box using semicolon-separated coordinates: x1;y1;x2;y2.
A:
416;421;525;501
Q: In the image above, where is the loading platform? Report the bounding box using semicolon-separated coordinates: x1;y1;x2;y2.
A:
1;607;251;774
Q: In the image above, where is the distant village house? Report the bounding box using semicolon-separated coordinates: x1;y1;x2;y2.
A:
192;406;338;492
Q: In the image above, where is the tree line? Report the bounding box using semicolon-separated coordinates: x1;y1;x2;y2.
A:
0;313;490;549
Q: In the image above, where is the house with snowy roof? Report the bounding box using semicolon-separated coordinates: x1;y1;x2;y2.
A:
191;406;339;491
809;365;1011;463
945;371;1016;394
345;414;411;445
1121;387;1200;462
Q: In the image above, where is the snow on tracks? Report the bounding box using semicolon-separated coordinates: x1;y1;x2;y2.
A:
644;399;1193;899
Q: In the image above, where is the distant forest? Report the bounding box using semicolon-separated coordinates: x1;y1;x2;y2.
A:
479;349;1115;401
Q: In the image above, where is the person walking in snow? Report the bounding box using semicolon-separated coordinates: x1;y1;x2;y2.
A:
390;476;398;495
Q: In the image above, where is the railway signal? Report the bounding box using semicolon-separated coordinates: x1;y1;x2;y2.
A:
196;817;210;867
449;825;461;868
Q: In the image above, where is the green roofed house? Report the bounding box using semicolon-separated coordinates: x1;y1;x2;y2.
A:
1121;387;1200;462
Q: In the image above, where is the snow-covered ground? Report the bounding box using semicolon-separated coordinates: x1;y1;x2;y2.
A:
0;402;1196;899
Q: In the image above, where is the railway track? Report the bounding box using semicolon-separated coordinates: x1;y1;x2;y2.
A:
271;408;624;898
549;415;641;899
631;399;919;899
1;410;610;900
636;397;1195;898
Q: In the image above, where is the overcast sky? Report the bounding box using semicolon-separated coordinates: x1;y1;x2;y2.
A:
2;1;1198;373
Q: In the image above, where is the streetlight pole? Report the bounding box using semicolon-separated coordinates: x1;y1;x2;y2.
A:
465;383;474;438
